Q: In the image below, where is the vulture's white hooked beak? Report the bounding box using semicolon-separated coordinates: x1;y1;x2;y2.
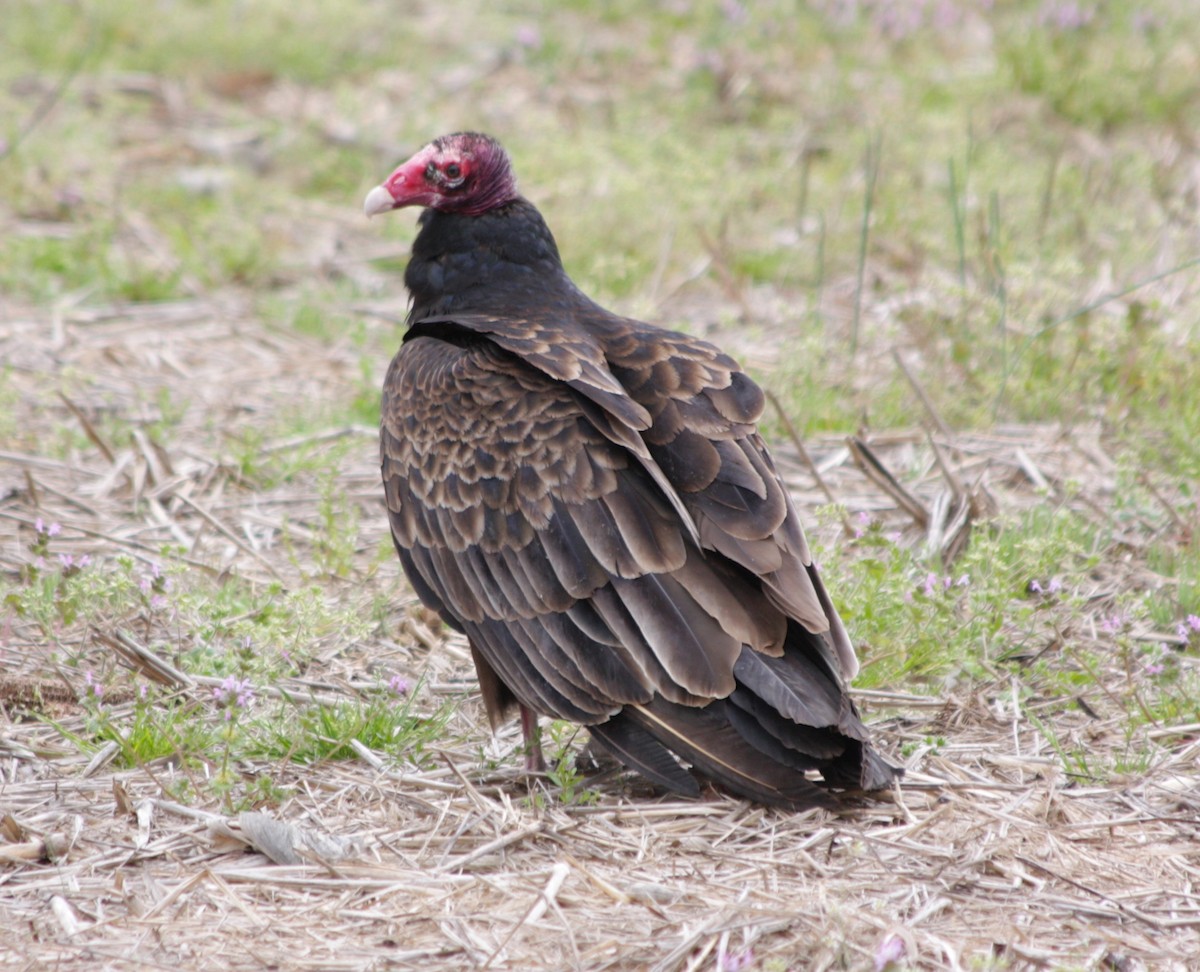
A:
363;184;396;218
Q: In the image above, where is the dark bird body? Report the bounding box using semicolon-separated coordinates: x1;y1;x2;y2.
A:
366;133;899;808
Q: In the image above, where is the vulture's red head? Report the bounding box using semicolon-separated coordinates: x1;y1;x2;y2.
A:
364;132;519;218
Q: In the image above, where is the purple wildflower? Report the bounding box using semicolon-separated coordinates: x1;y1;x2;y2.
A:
58;553;91;571
1031;577;1063;595
56;187;84;208
514;24;541;48
854;511;871;539
930;0;962;32
1041;1;1099;31
29;519;63;562
212;676;256;717
876;2;924;40
921;572;969;597
388;674;411;696
83;670;104;700
719;0;748;24
139;563;171;610
35;519;62;537
1188;614;1200;631
1131;10;1159;34
1038;0;1095;32
717;946;755;972
815;0;858;29
1144;644;1170;677
1098;612;1127;635
139;562;165;594
874;933;907;971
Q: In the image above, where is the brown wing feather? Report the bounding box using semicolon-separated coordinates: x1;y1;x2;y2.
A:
382;335;777;714
600;316;857;680
383;313;896;806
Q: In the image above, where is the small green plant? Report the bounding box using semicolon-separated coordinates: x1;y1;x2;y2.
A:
542;720;601;806
1026;710;1101;783
65;666;445;809
273;680;446;767
308;477;360;579
209;674;258;797
900;734;946;759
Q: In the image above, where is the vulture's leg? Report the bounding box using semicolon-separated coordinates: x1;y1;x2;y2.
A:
520;705;545;772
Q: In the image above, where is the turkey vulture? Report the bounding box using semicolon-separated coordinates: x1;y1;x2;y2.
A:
364;132;899;808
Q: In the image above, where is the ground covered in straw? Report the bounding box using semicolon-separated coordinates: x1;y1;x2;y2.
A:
4;2;1200;966
2;298;1198;971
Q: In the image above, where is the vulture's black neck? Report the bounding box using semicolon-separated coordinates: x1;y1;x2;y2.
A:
405;198;583;322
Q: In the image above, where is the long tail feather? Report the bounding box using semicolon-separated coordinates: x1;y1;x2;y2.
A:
628;699;838;809
587;714;700;797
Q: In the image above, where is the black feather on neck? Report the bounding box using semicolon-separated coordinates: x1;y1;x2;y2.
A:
405;199;578;322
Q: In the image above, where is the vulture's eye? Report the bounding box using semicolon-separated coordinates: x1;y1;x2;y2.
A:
444;163;462;180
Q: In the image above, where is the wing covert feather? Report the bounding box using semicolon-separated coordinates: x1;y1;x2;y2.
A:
381;294;890;806
382;336;753;716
